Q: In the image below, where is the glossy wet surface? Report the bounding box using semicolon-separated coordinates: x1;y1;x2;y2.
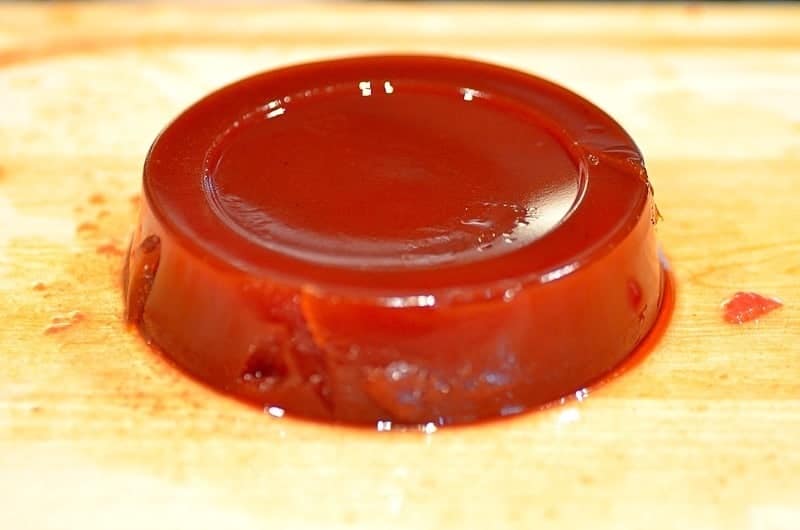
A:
131;55;665;425
205;82;579;269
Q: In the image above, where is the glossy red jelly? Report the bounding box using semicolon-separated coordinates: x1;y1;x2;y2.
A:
722;292;782;324
125;55;666;426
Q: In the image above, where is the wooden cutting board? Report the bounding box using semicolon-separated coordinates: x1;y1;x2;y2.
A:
1;3;798;529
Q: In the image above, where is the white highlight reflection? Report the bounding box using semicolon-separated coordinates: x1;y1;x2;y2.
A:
265;406;285;418
461;87;480;101
359;81;372;96
540;262;578;283
384;81;395;94
420;422;438;434
384;295;436;308
377;420;392;432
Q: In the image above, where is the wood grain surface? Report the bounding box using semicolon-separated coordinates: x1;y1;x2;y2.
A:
1;3;799;529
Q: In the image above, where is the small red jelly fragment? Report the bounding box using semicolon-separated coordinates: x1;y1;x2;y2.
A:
722;292;782;324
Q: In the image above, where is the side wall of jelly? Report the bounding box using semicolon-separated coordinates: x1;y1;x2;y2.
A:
125;196;663;425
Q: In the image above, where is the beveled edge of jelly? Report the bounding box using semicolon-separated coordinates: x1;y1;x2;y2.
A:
143;54;653;303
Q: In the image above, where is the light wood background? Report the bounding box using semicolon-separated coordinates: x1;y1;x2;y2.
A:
1;3;798;529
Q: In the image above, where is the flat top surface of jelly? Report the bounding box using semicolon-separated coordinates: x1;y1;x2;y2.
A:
145;55;649;293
